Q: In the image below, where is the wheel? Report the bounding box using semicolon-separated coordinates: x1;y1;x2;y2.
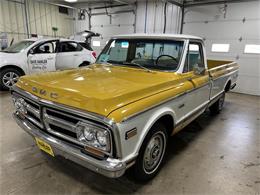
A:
79;61;90;67
0;68;22;90
133;123;168;181
209;92;225;115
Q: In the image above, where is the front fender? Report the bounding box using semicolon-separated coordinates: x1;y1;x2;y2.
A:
116;106;176;162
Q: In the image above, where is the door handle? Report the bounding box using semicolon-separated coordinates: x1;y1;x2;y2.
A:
74;54;79;56
47;58;54;60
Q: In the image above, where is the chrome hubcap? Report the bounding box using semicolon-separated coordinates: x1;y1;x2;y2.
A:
143;132;166;174
2;72;19;88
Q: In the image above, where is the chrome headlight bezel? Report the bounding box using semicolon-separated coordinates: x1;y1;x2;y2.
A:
75;121;112;153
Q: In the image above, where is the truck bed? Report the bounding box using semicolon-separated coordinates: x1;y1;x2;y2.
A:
207;59;239;80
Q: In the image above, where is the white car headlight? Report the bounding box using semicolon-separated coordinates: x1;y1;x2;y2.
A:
75;122;111;152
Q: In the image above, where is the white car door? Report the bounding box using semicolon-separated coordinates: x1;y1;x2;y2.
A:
56;41;83;70
28;40;57;74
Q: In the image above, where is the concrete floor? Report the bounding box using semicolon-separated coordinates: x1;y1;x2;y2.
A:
0;92;259;194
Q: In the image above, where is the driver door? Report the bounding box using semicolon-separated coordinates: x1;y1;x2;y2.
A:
28;40;57;74
182;42;210;113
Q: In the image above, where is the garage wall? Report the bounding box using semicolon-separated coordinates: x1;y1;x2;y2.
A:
183;1;260;96
136;0;181;34
0;0;75;47
75;0;181;54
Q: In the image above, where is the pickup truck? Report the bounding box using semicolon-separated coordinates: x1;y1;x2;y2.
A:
11;34;239;181
0;38;96;90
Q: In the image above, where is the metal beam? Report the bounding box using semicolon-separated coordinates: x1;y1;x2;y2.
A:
91;3;132;10
91;9;134;16
167;0;183;7
184;0;259;7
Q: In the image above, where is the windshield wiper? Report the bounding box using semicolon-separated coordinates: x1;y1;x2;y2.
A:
122;62;154;73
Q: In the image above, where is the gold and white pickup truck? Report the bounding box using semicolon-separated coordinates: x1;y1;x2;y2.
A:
11;34;239;181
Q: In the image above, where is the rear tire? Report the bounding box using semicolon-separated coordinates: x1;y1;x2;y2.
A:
209;92;225;115
133;123;168;181
0;68;22;90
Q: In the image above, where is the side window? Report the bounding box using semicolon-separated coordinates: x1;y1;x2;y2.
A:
184;42;204;72
34;41;56;54
59;42;83;53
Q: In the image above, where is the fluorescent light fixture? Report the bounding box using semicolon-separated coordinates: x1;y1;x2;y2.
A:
93;41;100;47
65;0;78;2
211;44;230;52
244;44;260;54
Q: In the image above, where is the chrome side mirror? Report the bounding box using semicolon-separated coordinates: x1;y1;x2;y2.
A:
193;64;205;75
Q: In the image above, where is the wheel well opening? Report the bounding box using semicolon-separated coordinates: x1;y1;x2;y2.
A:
79;61;90;67
225;80;231;92
0;65;25;76
156;115;174;136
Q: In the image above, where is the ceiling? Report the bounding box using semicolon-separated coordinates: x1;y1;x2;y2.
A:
52;0;256;8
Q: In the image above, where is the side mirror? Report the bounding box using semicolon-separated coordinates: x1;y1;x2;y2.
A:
193;64;205;75
28;49;34;55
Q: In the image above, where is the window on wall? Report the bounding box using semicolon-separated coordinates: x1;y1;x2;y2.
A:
244;44;260;54
211;44;230;53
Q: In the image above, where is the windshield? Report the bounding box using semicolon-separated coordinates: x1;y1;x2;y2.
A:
3;41;35;53
97;39;184;71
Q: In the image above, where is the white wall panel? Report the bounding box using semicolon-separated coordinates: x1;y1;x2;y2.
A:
184;1;260;96
0;0;75;47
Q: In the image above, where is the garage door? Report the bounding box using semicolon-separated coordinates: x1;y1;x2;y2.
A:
90;11;135;54
183;1;260;96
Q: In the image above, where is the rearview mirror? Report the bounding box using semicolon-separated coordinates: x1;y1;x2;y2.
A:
193;64;205;75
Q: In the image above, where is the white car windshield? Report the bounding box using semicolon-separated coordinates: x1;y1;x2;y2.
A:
3;41;35;53
96;39;184;71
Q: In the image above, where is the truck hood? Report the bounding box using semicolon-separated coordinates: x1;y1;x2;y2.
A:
16;64;182;117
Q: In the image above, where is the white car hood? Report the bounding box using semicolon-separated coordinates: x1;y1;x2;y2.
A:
0;52;22;66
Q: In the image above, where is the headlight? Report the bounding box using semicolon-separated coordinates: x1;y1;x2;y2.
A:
13;97;27;116
75;122;111;152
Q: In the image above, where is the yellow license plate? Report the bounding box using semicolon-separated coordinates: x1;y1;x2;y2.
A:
35;137;54;157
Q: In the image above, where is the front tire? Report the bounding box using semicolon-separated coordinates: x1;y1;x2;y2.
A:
0;68;22;90
133;123;168;181
209;92;225;115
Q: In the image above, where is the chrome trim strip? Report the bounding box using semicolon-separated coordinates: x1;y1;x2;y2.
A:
122;81;210;123
210;69;238;81
43;114;76;133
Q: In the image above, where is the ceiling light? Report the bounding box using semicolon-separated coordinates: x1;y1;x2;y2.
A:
65;0;78;3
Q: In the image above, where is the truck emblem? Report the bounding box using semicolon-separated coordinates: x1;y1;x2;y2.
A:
39;89;47;95
32;87;58;99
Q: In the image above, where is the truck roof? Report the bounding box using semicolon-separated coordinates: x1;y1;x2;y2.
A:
112;33;203;41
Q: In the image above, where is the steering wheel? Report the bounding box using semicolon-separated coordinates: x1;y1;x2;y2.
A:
155;55;178;65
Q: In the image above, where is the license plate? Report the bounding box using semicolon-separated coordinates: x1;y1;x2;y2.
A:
35;137;54;157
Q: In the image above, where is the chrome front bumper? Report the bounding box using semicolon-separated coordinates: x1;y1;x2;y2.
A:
13;113;126;178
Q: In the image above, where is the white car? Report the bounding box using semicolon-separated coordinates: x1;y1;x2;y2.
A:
0;38;96;90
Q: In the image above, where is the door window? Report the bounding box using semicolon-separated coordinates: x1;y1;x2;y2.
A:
34;41;56;54
184;42;204;72
58;42;83;53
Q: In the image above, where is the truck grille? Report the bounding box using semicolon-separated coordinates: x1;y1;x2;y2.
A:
43;107;84;145
13;92;112;150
